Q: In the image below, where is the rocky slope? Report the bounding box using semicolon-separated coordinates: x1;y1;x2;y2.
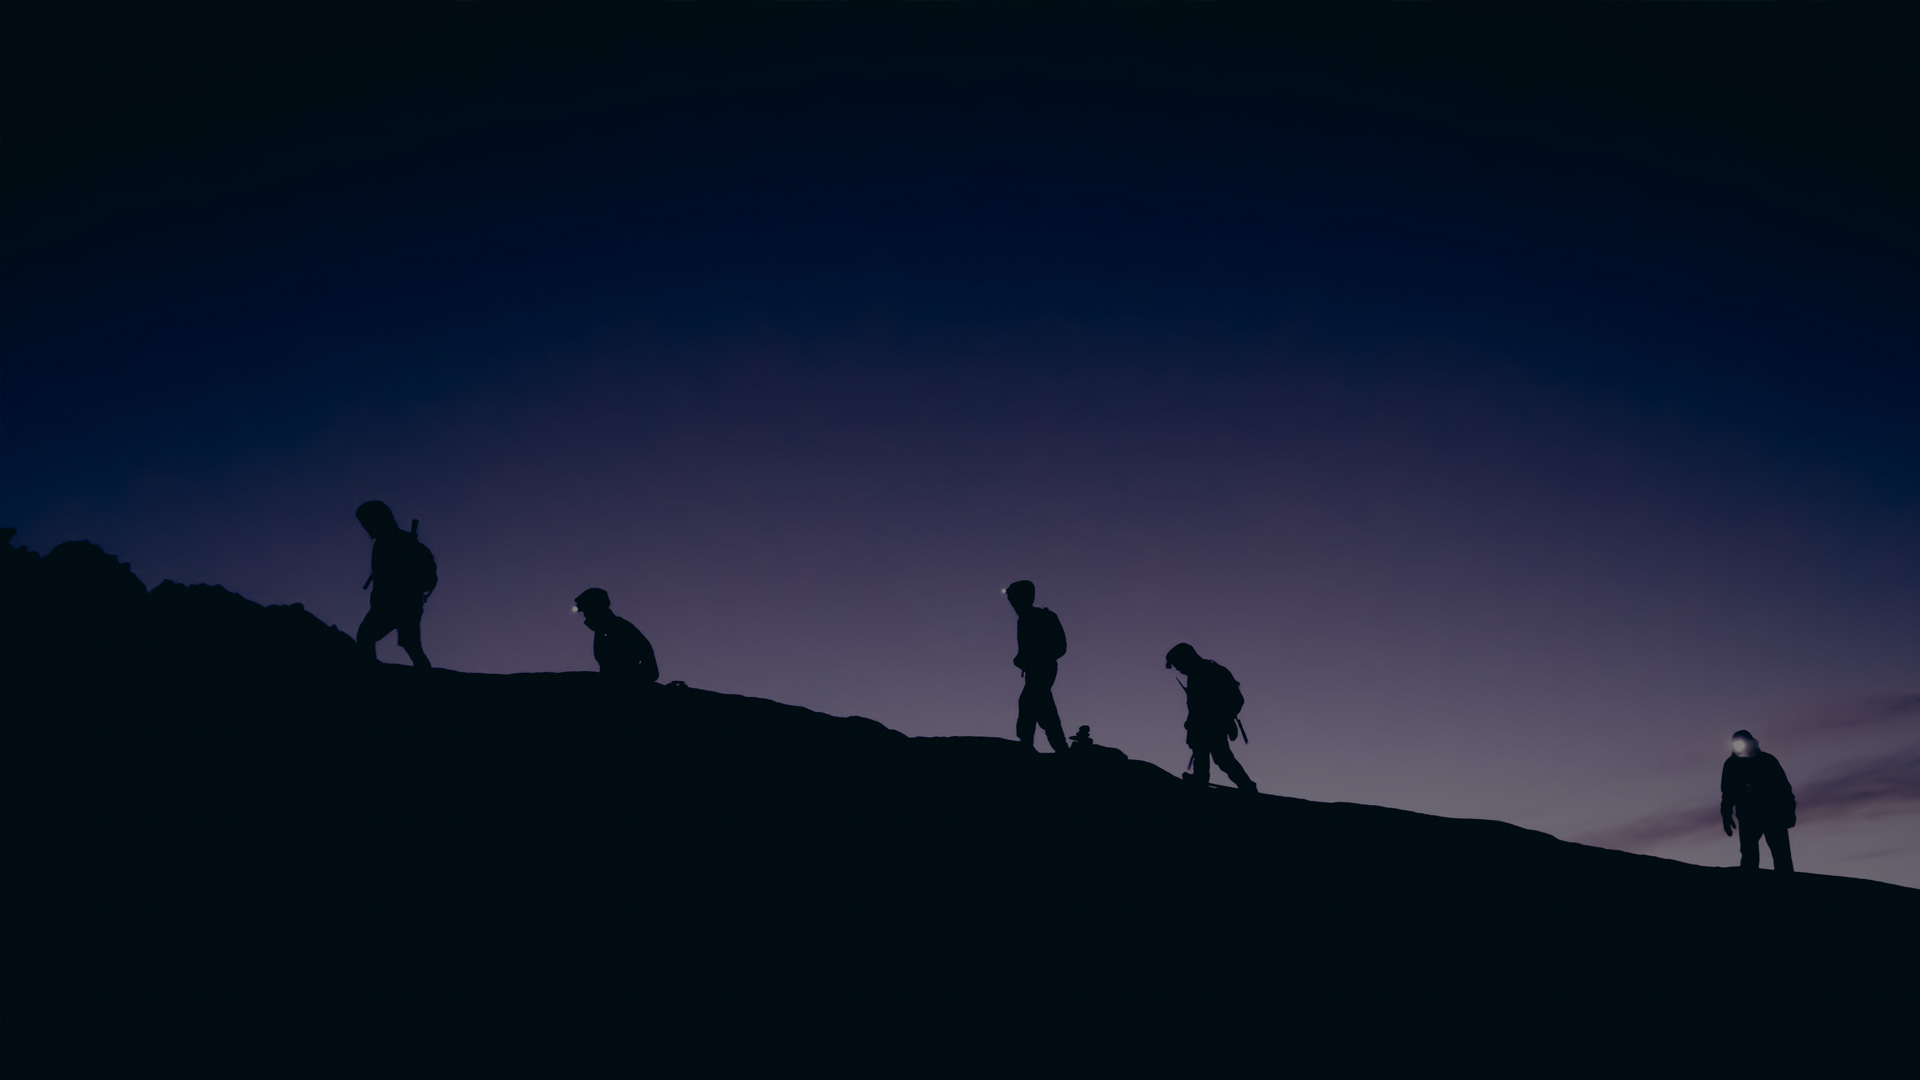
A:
7;530;1914;1074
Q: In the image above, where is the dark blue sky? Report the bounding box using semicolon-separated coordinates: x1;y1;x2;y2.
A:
6;9;1918;884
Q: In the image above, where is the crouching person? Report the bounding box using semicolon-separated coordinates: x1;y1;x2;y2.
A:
573;588;659;683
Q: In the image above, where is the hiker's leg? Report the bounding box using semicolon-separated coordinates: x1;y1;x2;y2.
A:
1213;739;1255;791
1015;680;1038;748
1026;663;1067;752
1766;827;1793;873
1186;734;1211;784
1737;817;1762;869
1039;712;1069;754
356;608;396;661
396;604;430;669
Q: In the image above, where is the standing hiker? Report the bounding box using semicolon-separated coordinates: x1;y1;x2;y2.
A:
573;587;659;682
1721;730;1795;872
354;500;435;669
1166;643;1256;793
1006;580;1069;752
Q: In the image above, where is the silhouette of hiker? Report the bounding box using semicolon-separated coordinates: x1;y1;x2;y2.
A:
354;500;434;668
1721;730;1795;872
573;588;659;682
1006;580;1069;752
1167;643;1256;793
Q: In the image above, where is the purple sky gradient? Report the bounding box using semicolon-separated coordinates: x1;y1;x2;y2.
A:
7;10;1918;885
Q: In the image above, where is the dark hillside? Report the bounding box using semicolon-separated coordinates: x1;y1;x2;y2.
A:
6;530;1915;1074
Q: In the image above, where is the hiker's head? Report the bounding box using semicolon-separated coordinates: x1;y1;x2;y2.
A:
1005;580;1035;612
356;500;398;537
573;588;613;620
1165;642;1200;674
1731;730;1759;758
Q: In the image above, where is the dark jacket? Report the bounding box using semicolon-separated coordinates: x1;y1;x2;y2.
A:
1182;659;1244;737
593;615;659;681
1014;607;1067;672
1721;752;1796;826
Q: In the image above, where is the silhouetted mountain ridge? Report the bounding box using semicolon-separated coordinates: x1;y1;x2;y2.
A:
7;530;1915;1073
4;530;359;679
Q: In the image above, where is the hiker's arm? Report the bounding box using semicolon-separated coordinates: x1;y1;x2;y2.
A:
1719;759;1736;834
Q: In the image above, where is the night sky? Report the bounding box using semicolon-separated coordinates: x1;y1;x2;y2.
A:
7;10;1917;885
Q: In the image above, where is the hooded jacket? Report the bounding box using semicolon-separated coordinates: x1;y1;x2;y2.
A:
1720;751;1796;826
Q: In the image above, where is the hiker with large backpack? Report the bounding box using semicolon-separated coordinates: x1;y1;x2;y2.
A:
354;500;435;669
1166;643;1256;793
1006;579;1070;752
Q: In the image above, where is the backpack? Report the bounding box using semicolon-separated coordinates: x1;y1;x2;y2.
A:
361;519;438;597
1210;661;1247;742
397;520;438;596
1035;607;1067;662
1175;662;1249;742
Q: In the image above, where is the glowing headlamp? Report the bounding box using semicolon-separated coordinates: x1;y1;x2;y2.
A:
1732;738;1752;754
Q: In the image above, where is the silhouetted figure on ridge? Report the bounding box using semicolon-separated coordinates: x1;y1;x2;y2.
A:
1167;643;1256;793
354;500;434;669
1721;729;1795;872
573;588;659;682
1070;725;1094;751
1006;580;1069;753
